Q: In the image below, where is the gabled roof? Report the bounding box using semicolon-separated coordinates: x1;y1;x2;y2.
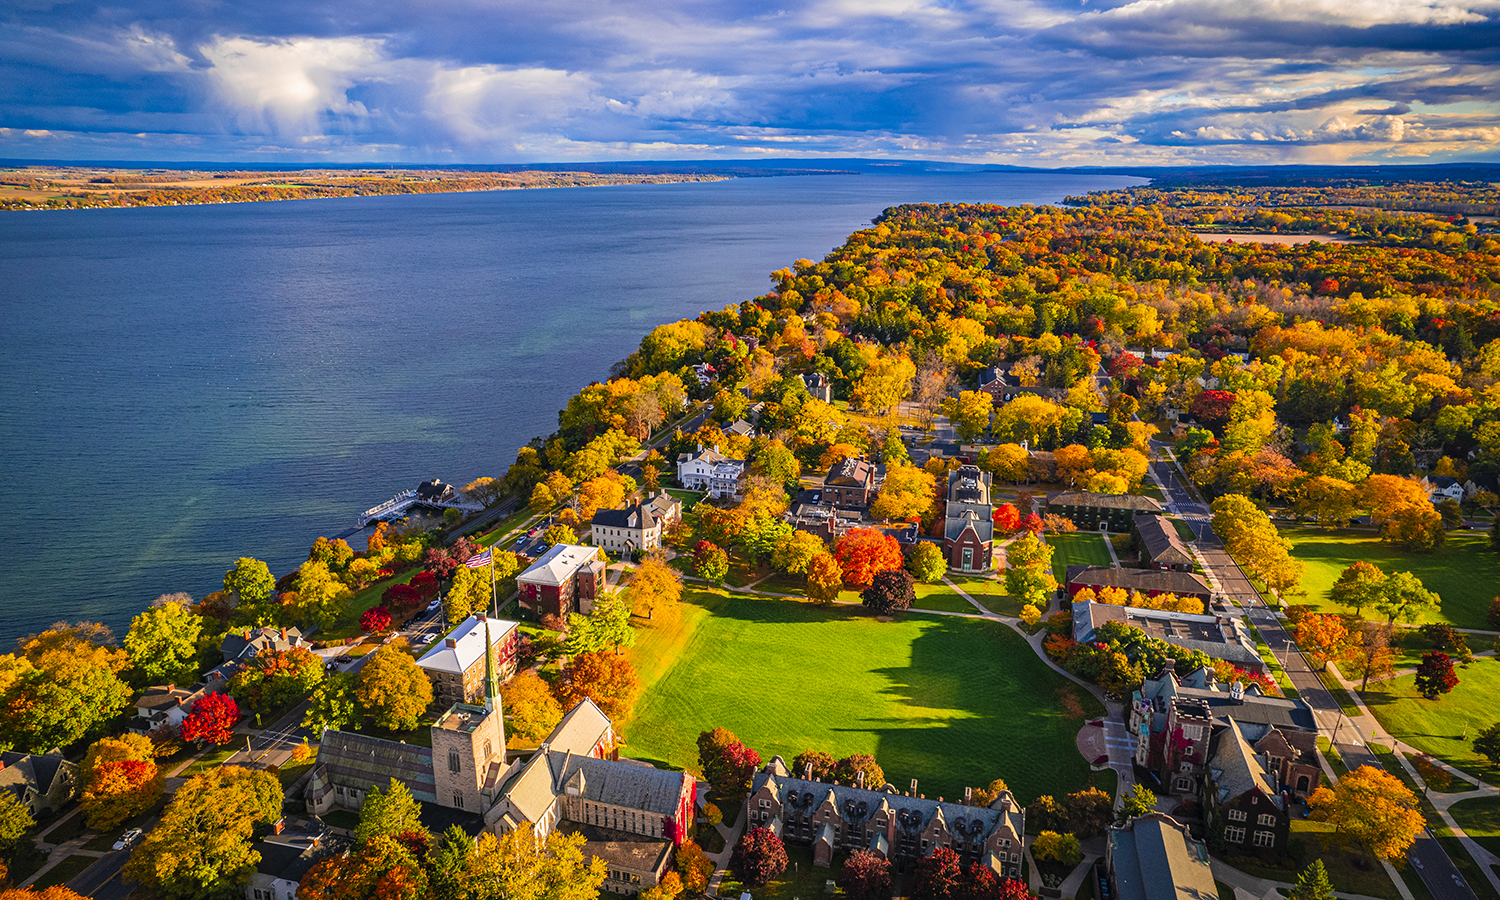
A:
945;509;995;543
1133;515;1195;567
1108;815;1217;900
517;544;602;587
1048;491;1163;513
548;699;612;755
826;456;876;488
1209;718;1282;809
592;503;656;530
1066;566;1211;596
416;615;518;675
549;752;688;816
315;730;436;803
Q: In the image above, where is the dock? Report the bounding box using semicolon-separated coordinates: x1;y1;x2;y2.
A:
358;484;483;527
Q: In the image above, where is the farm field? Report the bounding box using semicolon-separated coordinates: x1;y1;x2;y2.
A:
623;587;1104;803
1361;658;1500;778
1281;529;1500;630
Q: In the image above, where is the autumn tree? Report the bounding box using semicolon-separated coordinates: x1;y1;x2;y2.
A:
910;845;963;900
1004;532;1056;608
124;600;203;687
771;529;827;575
1376;571;1440;625
224;557;277;625
1329;561;1387;617
1309;765;1423;864
465;828;606;900
1210;493;1303;596
80;752;163;831
293;560;352;631
1360;475;1431;524
971;777;1010;807
834;754;885;789
501;672;563;743
543;523;580;545
981;443;1031;484
834;527;905;589
303;672;358;735
357;641;433;732
1;623;132;753
180;692;239;746
445;564;487;623
792;750;838;781
1415;652;1458;699
837;849;893;900
992;503;1021;533
870;464;937;522
1383;502;1445;553
907;541;947;583
555;651;640;722
355;779;430;845
941;391;994;442
1065;787;1114;838
694;541;729;585
730;827;787;888
628;558;683;621
675;839;715;892
1295;614;1352;671
298;834;429;900
862;568;915;616
1344;623;1397;693
806;553;844;603
125;766;281;900
698;728;763;797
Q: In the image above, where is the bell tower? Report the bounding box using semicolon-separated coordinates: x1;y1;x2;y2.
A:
429;619;506;812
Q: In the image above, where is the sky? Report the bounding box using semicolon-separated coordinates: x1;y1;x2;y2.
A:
2;0;1499;165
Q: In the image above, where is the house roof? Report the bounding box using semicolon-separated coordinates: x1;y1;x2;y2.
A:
253;836;329;882
220;626;305;662
1108;815;1218;900
1066;566;1211;597
1133;515;1196;567
517;544;602;587
1049;492;1163;513
561;822;672;873
417;479;454;501
0;750;75;799
642;493;681;521
416;615;518;675
948;466;991;504
1072;599;1260;667
548;699;612;755
725;419;756;437
945;509;995;543
549;752;688;815
826;456;876;488
592;503;656;530
136;684;203;713
315;730;437;804
1209;718;1282;809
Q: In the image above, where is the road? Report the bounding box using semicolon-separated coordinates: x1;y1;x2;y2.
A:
1149;444;1478;900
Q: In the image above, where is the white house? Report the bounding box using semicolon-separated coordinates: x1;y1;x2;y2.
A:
1423;475;1465;504
592;502;665;556
676;447;745;500
129;683;209;733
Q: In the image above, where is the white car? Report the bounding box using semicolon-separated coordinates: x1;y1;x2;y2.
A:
426;599;441;612
113;827;143;851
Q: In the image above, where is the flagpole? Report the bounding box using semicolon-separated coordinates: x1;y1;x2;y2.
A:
490;554;497;616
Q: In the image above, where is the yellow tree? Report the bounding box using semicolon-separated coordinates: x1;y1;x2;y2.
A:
466;828;606;900
869;465;936;522
1309;765;1423;865
1053;444;1095;487
628;558;683;621
980;443;1030;484
1292;475;1358;529
940;391;994;442
853;355;916;415
1360;475;1430;524
806;553;843;604
500;672;563;744
356;640;433;732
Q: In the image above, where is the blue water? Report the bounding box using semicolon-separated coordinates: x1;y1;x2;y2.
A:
0;171;1141;644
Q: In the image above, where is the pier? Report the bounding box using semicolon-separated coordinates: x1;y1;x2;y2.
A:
358;485;483;527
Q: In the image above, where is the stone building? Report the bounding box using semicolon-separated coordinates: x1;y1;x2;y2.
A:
0;750;77;818
1106;814;1217;900
1046;492;1163;531
591;502;665;557
943;465;994;573
415;614;520;707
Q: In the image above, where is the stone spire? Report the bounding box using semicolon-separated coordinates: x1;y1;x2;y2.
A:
484;617;500;713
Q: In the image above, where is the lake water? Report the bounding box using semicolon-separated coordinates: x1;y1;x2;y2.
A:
0;171;1141;644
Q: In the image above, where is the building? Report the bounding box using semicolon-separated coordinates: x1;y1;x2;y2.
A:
977;367;1068;404
562;822;675;895
129;682;209;733
417;479;456;503
676;446;746;500
1105;814;1217;900
591;502;665;556
415;614;520;706
1065;567;1213;604
219;626;309;665
783;494;872;542
724;419;757;438
822;456;879;508
1129;662;1318;801
746;758;1025;876
245;825;345;900
516;544;607;622
803;372;833;403
1072;599;1262;672
0;750;77;818
1423;475;1465;504
943;465;994;573
1204;719;1292;856
642;492;683;529
1133;515;1196;571
1047;492;1163;531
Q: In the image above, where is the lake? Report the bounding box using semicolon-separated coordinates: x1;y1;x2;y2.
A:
0;170;1141;644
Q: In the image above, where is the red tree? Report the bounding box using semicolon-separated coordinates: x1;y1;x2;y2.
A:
181;692;239;746
409;571;439;601
836;849;892;900
834;528;905;589
910;845;964;900
361;606;393;634
383;583;423;616
697;728;763;796
1189;390;1237;432
730;827;787;888
992;504;1021;533
861;569;914;616
1020;513;1044;534
423;548;456;578
1415;651;1458;699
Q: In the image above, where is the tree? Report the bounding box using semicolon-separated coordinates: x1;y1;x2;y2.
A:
303;672;358;736
806;553;843;603
675;839;715;892
1026;795;1065;832
693;541;729;585
81;757;163;830
445;564;487;624
941;391;994;442
1287;860;1335;900
426;825;475;900
465;828;606;900
980;443;1030;484
555;651;640;722
355;779;430;845
907;541;946;583
1190;390;1236;432
1296;614;1352;671
1361;475;1431;523
1004;532;1056;607
834;528;905;589
1376;571;1440;625
1415;651;1458;699
2;623;132;753
1065;787;1113;838
862;568;915;616
698;728;763;797
837;849;892;900
870;465;937;522
293;560;353;631
298;833;429;900
357;641;433;732
1309;765;1423;864
971;777;1010;807
1292;475;1358;528
124;602;203;687
640;871;684;900
566;596;635;656
529;481;556;512
992;503;1021;533
834;754;884;789
125;766;281;900
501;672;563;744
463;476;506;507
223;557;276;623
628;558;683;621
1329;562;1387;617
772;530;826;575
910;845;963;900
0;789;36;852
1116;784;1155;824
792;749;838;781
1383;502;1445;553
181;692;239;745
730;827;787;888
1474;723;1500;768
542;523;579;545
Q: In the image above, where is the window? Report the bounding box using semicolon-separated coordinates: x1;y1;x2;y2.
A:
1257;814;1277;826
449;750;462;772
1227;809;1247;822
962;548;974;571
1224;826;1246;843
453;791;464;809
1253;830;1276;848
483;740;492;760
760;799;770;808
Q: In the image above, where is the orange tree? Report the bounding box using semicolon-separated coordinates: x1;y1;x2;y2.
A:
1309;765;1423;864
834;528;904;589
555;652;640;722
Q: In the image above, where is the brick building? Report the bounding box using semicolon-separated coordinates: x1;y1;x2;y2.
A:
415;614;520;706
1047;491;1163;531
1132;515;1197;571
822;456;879;508
516;544;607;622
943;465;994;573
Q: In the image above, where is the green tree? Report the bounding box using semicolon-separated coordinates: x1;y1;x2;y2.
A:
0;790;36;851
465;828;606;900
940;390;994;442
1376;571;1440;625
542;523;580;545
303;672;358;735
1116;784;1156;824
224;558;277;625
445;564;487;623
565;597;635;656
1004;532;1056;607
356;641;433;732
124;599;203;687
1287;860;1335;900
429;825;476;900
906;541;946;583
354;779;430;845
293;560;352;631
1473;723;1500;767
2;624;132;753
125;766;281;900
1329;561;1387;617
771;530;826;575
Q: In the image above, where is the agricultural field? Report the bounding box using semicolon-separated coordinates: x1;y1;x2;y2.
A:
623;587;1105;803
1282;529;1500;630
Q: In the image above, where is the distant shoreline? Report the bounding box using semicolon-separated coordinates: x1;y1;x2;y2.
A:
0;167;735;211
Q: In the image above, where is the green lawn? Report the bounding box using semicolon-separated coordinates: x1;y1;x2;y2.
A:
1047;532;1113;583
912;581;980;613
31;855;96;891
1362;658;1500;778
624;588;1105;803
1225;821;1401;900
1450;796;1500;858
946;575;1025;617
1282;529;1500;630
665;489;705;512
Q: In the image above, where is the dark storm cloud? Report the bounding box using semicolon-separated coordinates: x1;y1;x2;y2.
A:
0;0;1497;162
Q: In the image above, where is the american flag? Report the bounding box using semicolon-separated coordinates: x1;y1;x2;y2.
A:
464;548;493;568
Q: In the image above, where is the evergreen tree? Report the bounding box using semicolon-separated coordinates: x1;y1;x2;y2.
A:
1288;859;1335;900
354;779;430;845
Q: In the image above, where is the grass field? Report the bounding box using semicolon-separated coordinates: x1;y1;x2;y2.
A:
1225;820;1402;900
1450;797;1500;857
623;587;1105;803
31;855;95;891
1281;529;1500;630
1047;531;1112;583
1362;658;1500;778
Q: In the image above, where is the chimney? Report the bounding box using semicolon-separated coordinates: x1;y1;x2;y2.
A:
280;626;287;641
446;638;457;648
167;683;175;693
965;786;973;805
804;762;813;780
910;779;918;796
856;770;865;789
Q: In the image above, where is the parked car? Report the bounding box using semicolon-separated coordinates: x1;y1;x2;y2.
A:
426;598;441;612
113;827;143;850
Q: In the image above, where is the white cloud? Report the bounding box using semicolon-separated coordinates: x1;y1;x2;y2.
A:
425;64;601;148
198;36;384;136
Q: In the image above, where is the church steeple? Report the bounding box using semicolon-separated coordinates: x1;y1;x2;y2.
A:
483;616;500;713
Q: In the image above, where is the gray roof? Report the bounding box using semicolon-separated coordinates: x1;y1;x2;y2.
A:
827;456;876;488
1072;600;1260;668
1049;492;1163;513
1109;815;1217;900
1209;718;1282;809
316;730;437;803
1133;515;1195;568
592;503;656;530
0;750;74;799
550;752;688;815
945;509;995;543
1066;566;1211;597
947;466;991;504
